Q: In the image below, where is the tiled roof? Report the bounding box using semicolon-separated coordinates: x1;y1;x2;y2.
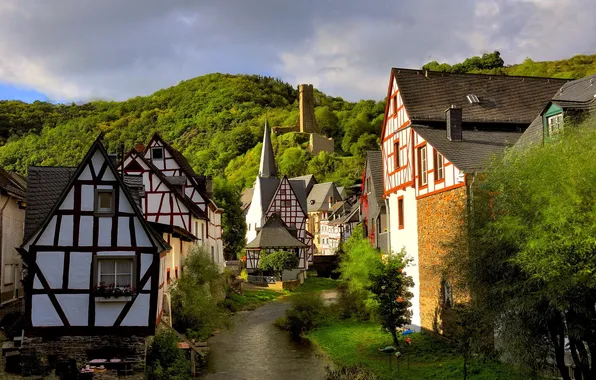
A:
552;74;596;104
393;69;568;124
24;166;77;241
258;176;308;215
365;151;384;202
307;182;339;212
412;126;522;172
246;213;307;249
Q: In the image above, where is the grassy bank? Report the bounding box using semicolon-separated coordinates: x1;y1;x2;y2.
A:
292;276;338;294
307;320;528;379
223;289;283;312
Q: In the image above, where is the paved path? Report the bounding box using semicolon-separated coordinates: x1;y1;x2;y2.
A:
200;293;334;380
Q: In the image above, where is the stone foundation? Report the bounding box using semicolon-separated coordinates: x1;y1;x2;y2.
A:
22;335;147;365
417;186;468;334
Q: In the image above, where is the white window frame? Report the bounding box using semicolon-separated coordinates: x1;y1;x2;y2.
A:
419;146;428;186
548;114;563;136
96;257;135;289
435;150;444;181
95;189;115;215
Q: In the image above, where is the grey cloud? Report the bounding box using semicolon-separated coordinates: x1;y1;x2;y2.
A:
0;0;594;102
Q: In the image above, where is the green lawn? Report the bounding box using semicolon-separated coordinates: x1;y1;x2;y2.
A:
224;289;282;311
307;320;529;380
292;276;338;294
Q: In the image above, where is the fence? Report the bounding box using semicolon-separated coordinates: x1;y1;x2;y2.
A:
247;275;276;285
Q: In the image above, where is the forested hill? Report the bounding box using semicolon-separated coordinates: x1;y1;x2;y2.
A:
0;74;383;189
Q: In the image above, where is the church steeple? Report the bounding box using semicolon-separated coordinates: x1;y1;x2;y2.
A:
259;119;277;178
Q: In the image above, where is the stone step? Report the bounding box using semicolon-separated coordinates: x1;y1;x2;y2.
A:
2;341;19;356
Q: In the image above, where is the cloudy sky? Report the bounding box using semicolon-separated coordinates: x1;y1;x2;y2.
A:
0;0;594;103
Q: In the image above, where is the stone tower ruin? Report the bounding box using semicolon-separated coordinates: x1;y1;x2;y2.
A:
298;84;319;133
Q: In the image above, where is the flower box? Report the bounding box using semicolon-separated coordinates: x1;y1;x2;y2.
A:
96;296;132;303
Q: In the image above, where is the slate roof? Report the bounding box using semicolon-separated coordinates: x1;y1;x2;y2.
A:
365;151;384;202
241;187;254;211
513;75;596;151
412;126;522;172
246;213;307;249
393;69;568;124
24;166;77;241
307;182;340;212
0;167;27;199
123;175;145;209
290;174;316;195
259;121;277;178
256;176;308;215
165;175;187;186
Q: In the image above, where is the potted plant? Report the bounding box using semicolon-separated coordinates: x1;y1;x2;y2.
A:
94;283;135;302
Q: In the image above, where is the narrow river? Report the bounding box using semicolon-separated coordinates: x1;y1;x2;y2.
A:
200;295;331;380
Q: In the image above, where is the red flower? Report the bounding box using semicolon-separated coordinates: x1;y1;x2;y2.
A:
396;297;403;302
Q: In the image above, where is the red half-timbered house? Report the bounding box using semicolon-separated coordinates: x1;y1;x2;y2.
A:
18;136;170;362
379;68;568;332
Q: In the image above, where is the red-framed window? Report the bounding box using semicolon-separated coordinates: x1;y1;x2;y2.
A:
392;95;398;115
167;268;171;284
394;139;400;169
398;196;404;229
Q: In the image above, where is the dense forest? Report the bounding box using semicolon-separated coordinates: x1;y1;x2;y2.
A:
1;52;595;258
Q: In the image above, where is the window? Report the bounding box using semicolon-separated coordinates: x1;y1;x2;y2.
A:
398;197;404;229
195;221;199;237
434;150;444;181
418;145;428;186
394;140;400;169
151;147;164;160
391;95;398;115
328;196;333;204
201;224;205;241
283;200;292;208
167;268;171;284
175;266;179;279
548;114;563;136
95;189;114;215
97;258;134;288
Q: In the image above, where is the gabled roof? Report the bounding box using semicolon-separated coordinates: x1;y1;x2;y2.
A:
24;166;77;240
0;167;27;200
257;176;308;215
412;125;522;172
290;174;317;195
128;151;207;220
391;69;568;124
23;136;169;252
307;182;340;212
147;133;197;177
259;120;277;178
365;151;384;202
246;213;307;249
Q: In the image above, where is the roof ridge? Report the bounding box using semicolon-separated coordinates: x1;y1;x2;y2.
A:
392;67;571;82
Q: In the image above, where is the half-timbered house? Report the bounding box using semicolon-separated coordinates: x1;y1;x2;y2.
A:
380;69;568;332
18;136;170;362
360;150;387;252
245;122;312;282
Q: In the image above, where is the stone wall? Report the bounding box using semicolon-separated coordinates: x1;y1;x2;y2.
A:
417;186;468;334
309;133;334;155
22;335;147;365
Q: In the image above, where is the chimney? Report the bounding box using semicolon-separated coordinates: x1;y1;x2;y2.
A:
298;84;318;133
135;143;145;153
445;105;463;141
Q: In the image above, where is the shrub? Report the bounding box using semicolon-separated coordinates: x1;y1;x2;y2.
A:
284;293;327;337
334;282;370;321
325;364;379;380
171;246;230;340
146;330;191;380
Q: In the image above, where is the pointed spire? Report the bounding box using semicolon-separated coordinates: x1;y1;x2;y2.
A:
259;119;277;178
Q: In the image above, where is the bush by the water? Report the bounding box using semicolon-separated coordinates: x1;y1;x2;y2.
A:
276;293;327;337
146;330;191;380
171;245;229;340
325;364;379;380
334;282;370;321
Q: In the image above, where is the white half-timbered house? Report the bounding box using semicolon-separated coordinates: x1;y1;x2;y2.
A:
245;122;312;282
121;134;224;270
18;136;170;361
379;68;567;332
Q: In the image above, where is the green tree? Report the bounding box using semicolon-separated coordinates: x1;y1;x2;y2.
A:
463;116;596;380
277;147;311;178
339;225;382;293
259;250;300;280
367;251;414;346
213;177;246;260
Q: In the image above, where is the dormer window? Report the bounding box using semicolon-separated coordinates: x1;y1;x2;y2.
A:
151;147;164;160
95;189;114;215
547;114;563;136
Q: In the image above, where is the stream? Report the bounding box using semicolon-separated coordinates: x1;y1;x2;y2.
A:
199;291;336;380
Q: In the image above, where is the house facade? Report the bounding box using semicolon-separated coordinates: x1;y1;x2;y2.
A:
380;68;568;332
360;151;387;252
19;137;170;362
0;168;26;312
245;123;312;281
306;182;342;254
